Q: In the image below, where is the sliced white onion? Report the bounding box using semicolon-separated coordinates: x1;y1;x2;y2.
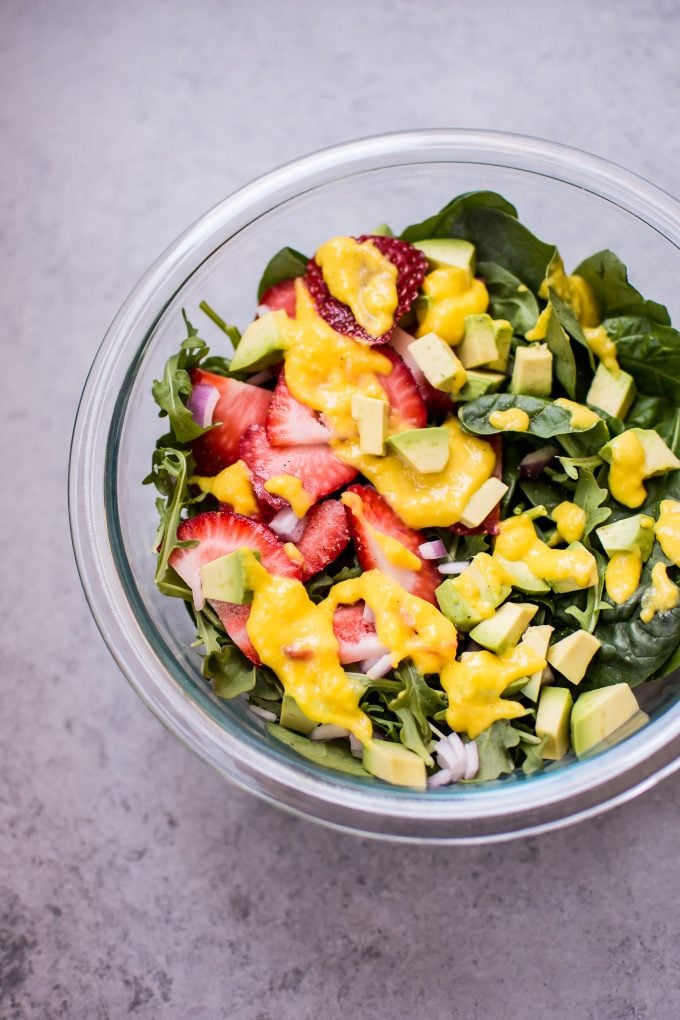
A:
364;652;394;679
418;539;448;560
249;705;277;722
269;507;305;541
518;445;558;478
247;367;277;386
362;602;376;624
349;735;364;759
464;740;479;780
437;560;471;575
310;724;352;741
187;383;219;428
428;768;454;789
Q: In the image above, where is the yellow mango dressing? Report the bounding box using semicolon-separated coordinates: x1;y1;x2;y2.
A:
655;499;680;566
443;645;545;738
264;474;314;517
552;501;586;544
607;430;647;508
584;325;620;375
553;398;601;431
315;236;398;338
488;407;530;432
494;512;596;588
190;460;258;516
640;562;680;623
415;266;489;344
539;254;599;328
605;550;643;605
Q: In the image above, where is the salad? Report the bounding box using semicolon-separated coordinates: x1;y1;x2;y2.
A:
146;190;680;790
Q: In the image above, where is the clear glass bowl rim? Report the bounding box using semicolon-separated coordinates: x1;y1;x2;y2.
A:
69;128;680;844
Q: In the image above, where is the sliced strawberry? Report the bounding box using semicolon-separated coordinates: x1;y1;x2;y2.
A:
169;510;300;610
332;604;386;665
240;425;358;511
450;435;503;536
343;485;440;604
389;326;452;418
265;371;332;447
305;235;428;344
377;347;427;429
294;500;350;581
259;279;297;317
190;368;272;475
212;602;261;664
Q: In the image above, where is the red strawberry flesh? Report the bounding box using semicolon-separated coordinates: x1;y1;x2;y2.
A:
190;367;272;475
332;603;386;665
376;347;427;429
294;500;351;581
266;371;332;447
389;326;453;418
450;434;503;536
259;279;297;317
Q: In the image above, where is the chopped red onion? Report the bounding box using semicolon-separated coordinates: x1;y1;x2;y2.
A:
464;740;479;780
187;383;219;428
351;635;390;665
437;560;470;575
518;445;558;478
419;539;448;560
249;705;277;722
436;734;467;781
269;507;305;541
349;735;364;759
248;367;277;386
428;768;454;789
310;724;352;741
364;652;394;679
362;602;376;624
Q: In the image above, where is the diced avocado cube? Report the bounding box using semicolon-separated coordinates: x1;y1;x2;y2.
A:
456;369;506;402
587;362;636;420
457;314;499;368
600;429;680;479
387;427;450;473
571;683;641;757
279;694;317;735
412;237;476;275
547;630;601;685
229;310;287;373
199;549;258;604
485;320;513;373
362;738;426;789
520;624;554;701
350;393;389;456
370;223;394;237
458;477;509;528
596;513;655;560
548;543;598;592
407;333;467;394
536;686;573;760
469;602;538;654
494;556;550;594
511;343;553;398
436;554;512;631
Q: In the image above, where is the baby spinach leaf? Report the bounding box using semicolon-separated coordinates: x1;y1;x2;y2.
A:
453;208;556;293
542;301;578;398
151;314;212;443
626;394;677;436
605;317;680;401
466;720;521;782
257;246;308;300
519;477;566;512
400;191;517;243
459;394;603;440
266;724;370;777
478;260;539;333
574;250;670;325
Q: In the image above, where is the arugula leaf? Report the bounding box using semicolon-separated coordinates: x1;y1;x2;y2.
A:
205;641;257;698
459;393;605;442
388;661;446;765
150;314;212;443
400;191;518;243
266;723;369;777
574;250;670;325
199;300;242;349
305;562;362;603
257;246;308;300
467;720;521;782
477;260;539;334
574;468;612;539
145;447;196;597
565;551;610;633
605;316;680;401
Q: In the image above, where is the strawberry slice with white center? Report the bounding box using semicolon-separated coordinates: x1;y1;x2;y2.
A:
389;327;452;418
295;500;350;581
266;371;332;447
169;510;300;611
377;347;427;429
212;602;261;664
190;367;272;475
342;485;440;604
239;425;358;511
259;279;297;317
450;435;503;536
332;604;387;665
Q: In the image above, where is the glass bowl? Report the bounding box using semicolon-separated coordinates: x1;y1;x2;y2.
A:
70;129;680;843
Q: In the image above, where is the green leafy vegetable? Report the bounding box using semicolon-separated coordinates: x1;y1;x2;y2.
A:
542;301;578;398
199;300;242;349
459;393;605;442
150;314;212;443
388;662;446;765
574;250;670;325
401;191;517;243
266;723;369;777
565;551;610;634
605;317;680;401
257;246;308;300
145;447;196;598
574;468;612;539
205;640;257;698
468;720;521;782
478;260;539;333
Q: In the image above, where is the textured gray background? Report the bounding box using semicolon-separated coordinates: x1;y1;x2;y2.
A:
2;0;680;1017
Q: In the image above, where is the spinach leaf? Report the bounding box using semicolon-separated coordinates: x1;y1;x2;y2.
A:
467;720;520;782
306;561;362;603
257;246;308;300
519;477;566;512
150;313;212;443
626;394;677;437
400;191;518;243
542;301;578;398
477;260;539;334
205;641;257;698
266;723;369;778
605;316;680;401
574;250;670;325
453;208;556;293
548;289;596;400
459;393;604;441
389;661;446;765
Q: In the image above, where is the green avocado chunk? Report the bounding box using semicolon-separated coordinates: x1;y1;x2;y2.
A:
456;369;506;402
279;694;317;736
387;427;450;473
199;549;259;604
412;237;476;274
536;686;573;760
600;429;680;479
469;602;538;654
511;343;553;397
436;555;512;632
570;683;642;757
362;739;426;789
586;362;636;420
229;310;287;373
596;513;655;560
458;314;499;368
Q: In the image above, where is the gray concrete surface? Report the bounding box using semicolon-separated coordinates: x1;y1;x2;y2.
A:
2;0;680;1016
